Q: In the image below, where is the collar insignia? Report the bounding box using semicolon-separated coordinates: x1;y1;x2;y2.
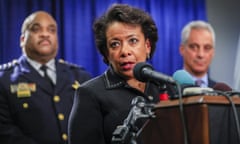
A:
72;80;80;90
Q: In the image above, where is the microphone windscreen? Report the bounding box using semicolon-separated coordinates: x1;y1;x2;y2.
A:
133;62;153;82
173;70;195;85
213;82;232;91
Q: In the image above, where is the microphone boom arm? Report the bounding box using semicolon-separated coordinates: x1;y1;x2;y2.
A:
111;97;155;144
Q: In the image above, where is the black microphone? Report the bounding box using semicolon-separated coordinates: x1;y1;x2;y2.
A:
133;62;176;85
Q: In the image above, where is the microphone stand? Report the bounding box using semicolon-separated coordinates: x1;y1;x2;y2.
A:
111;96;155;144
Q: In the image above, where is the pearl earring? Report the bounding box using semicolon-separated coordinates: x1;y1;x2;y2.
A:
147;53;150;59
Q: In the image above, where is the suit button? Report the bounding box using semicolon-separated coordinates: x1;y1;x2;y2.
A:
62;133;68;141
22;103;29;109
53;95;60;102
58;113;64;120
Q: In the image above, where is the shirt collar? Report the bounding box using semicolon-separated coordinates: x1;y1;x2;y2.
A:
103;67;125;89
193;75;208;87
25;55;56;72
103;67;161;102
183;69;209;87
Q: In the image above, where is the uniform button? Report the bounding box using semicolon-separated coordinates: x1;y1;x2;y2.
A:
22;103;29;109
62;133;68;141
58;113;64;120
53;95;60;102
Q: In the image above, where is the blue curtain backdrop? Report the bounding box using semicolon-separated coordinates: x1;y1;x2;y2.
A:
0;0;207;77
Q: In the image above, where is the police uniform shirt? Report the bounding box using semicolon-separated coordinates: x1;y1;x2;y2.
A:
26;57;56;84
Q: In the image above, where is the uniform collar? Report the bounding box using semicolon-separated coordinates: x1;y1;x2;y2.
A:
25;56;56;72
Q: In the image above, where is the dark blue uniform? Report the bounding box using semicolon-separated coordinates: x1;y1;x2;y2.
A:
0;55;92;144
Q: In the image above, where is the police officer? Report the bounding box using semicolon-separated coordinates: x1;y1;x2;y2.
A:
0;11;91;144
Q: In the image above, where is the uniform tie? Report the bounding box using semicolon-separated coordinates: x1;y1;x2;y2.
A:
195;79;203;87
40;65;54;87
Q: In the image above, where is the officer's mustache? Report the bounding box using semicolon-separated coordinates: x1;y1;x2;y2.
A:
39;38;51;45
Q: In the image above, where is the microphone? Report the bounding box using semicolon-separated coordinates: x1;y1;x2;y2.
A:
213;82;240;96
213;82;232;91
133;62;176;85
172;70;214;96
172;70;195;86
182;87;214;96
161;70;194;99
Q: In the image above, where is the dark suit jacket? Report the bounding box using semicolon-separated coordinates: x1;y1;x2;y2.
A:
0;55;91;144
68;67;162;144
208;77;217;88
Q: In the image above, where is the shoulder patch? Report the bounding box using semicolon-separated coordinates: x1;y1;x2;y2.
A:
58;59;80;68
0;59;18;71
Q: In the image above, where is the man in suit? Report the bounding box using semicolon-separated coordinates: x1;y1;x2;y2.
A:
0;11;91;144
179;20;216;88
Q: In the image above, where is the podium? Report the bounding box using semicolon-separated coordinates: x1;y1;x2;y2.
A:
140;95;240;144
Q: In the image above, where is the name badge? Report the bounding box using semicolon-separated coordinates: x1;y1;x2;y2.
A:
10;83;36;98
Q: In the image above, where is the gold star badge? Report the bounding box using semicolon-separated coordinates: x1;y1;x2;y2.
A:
72;80;80;90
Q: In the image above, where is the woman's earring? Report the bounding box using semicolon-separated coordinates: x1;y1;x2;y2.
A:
147;53;150;59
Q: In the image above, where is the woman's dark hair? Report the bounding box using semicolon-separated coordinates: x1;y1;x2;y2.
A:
93;3;158;64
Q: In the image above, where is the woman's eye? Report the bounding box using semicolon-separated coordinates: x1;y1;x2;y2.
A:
109;42;120;48
129;38;138;44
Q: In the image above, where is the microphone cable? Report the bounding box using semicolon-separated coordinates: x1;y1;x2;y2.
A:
214;90;240;143
225;91;240;97
176;82;189;144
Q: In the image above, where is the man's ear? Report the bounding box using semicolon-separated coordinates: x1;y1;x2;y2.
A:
20;34;25;47
179;45;184;56
212;47;215;57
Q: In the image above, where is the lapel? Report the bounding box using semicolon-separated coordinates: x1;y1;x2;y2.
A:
208;78;216;88
16;56;54;95
54;61;75;94
16;56;77;95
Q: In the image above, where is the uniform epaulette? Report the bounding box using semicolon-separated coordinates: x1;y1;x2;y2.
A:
58;59;80;68
0;59;18;71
